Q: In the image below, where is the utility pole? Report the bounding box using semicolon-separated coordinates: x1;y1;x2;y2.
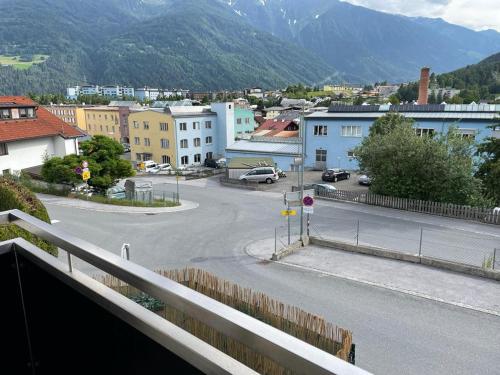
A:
299;99;306;238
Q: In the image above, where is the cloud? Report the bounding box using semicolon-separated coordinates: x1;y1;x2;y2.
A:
341;0;500;31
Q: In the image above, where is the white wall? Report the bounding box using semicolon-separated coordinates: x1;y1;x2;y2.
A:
0;136;78;175
211;103;235;157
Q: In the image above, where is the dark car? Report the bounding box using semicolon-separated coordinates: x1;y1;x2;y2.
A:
204;159;221;169
322;168;350;182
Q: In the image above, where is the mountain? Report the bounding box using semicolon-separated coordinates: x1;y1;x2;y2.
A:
436;52;500;96
0;0;336;94
226;0;500;83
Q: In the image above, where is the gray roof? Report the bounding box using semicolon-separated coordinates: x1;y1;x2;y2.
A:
306;111;499;120
226;140;302;155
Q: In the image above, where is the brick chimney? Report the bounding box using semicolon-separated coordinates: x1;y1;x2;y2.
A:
417;67;430;105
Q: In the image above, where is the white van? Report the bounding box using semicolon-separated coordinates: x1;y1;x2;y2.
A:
239;167;279;184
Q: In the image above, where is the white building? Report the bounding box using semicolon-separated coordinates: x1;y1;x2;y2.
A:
66;85;135;100
0;96;83;175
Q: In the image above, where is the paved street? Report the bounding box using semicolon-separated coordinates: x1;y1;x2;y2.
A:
41;176;500;375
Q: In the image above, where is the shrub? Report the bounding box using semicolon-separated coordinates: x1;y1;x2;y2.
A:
0;177;57;256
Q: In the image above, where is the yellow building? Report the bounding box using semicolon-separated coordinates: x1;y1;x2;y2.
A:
323;85;353;97
128;109;177;167
79;106;122;142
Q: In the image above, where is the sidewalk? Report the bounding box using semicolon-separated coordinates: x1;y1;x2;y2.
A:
37;194;198;214
245;238;500;316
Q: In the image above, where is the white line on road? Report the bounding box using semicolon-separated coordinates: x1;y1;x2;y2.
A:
50;219;60;224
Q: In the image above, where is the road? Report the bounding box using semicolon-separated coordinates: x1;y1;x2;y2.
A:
43;176;500;375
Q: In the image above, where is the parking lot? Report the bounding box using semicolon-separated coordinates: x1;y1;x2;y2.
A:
266;170;369;193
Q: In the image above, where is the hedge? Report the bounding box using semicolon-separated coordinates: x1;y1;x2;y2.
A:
0;177;57;256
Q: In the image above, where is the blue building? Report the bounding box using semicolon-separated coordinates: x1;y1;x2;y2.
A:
304;104;500;170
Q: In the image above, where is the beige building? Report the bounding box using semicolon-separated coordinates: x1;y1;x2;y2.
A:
79;106;122;142
128;109;177;167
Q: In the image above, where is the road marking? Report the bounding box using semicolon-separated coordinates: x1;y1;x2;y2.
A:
50;219;60;224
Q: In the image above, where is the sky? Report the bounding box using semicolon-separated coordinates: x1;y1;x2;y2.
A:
341;0;500;32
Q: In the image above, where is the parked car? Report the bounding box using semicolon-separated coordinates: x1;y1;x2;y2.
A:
106;186;126;200
140;160;158;173
312;184;337;195
239;167;279;184
204;159;221;169
217;158;227;167
322;168;350;182
150;163;172;173
358;174;371;186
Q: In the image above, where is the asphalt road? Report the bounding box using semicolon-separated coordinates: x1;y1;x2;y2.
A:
44;176;500;375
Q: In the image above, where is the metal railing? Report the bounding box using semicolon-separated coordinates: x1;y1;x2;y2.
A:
0;209;370;375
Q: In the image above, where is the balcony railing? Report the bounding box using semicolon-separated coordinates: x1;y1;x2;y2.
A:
0;209;371;375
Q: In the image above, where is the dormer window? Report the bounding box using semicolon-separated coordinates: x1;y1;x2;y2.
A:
0;109;11;119
19;107;35;118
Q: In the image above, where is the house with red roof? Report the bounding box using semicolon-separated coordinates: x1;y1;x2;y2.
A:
0;96;84;175
253;118;299;138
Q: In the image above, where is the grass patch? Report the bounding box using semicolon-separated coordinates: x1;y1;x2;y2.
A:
0;54;49;70
71;193;179;207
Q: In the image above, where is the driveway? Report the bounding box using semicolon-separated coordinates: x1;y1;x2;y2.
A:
267;171;369;193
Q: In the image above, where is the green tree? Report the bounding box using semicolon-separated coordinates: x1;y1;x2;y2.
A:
476;131;500;205
369;113;414;137
42;135;134;189
388;94;399;105
355;114;483;205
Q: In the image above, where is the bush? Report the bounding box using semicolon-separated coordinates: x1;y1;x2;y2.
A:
0;177;57;256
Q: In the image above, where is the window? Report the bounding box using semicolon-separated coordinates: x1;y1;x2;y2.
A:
87;114;90;119
105;115;108;120
193;122;200;130
112;126;115;133
341;125;362;137
205;121;212;129
229;104;232;109
316;149;327;162
181;155;189;165
133;121;139;129
100;125;103;131
160;139;169;149
180;139;188;148
458;128;476;140
245;118;250;124
415;128;434;137
314;125;328;136
194;154;201;163
134;137;140;145
143;121;149;130
106;125;109;132
19;108;28;118
0;109;11;119
93;114;96;120
194;138;201;147
237;118;242;125
136;153;142;161
0;143;8;156
205;136;212;144
143;153;152;161
180;122;187;131
144;138;151;146
347;150;355;158
206;152;213;160
160;122;168;131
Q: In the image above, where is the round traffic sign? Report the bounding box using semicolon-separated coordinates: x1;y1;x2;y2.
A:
303;195;314;206
82;160;89;168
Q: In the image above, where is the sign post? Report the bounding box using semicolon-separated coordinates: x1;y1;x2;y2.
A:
302;194;314;237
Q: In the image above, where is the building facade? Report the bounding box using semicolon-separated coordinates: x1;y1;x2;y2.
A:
44;104;79;126
0;96;83;175
78;106;122;142
128;109;177;167
66;85;134;100
234;107;256;138
304;104;500;171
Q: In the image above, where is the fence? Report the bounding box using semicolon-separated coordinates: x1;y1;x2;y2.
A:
307;188;500;225
99;268;355;374
309;216;500;270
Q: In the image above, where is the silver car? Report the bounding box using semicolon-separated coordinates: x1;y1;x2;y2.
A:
239;167;279;184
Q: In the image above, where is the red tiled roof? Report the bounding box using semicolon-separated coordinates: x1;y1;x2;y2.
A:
0;96;84;143
254;118;299;137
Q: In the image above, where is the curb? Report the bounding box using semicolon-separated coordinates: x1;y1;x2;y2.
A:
38;196;199;214
243;242;500;318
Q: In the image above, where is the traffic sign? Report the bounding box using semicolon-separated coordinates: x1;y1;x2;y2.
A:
82;160;89;168
303;206;314;214
75;167;82;175
281;209;297;216
82;170;91;181
303;195;314;206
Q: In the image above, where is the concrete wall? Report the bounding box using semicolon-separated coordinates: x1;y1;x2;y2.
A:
211;103;235;157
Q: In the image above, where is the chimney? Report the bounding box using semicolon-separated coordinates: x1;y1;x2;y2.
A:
417;67;430;105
